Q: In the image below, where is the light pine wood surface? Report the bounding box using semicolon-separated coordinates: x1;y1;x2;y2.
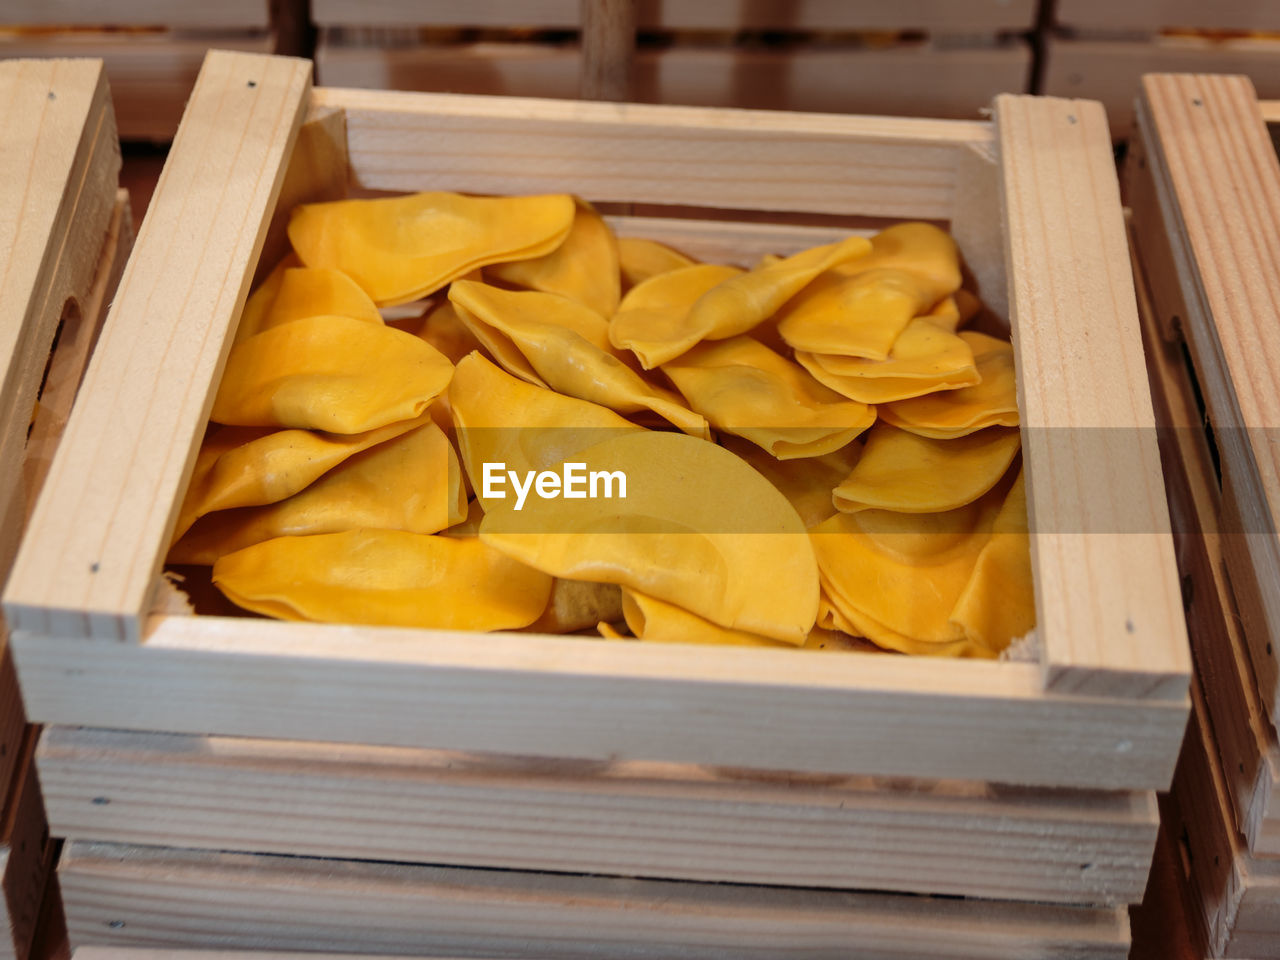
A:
1136;74;1280;732
56;841;1132;960
5;51;311;642
35;726;1159;905
997;92;1190;701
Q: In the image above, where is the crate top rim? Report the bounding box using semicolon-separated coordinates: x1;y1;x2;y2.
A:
310;82;996;146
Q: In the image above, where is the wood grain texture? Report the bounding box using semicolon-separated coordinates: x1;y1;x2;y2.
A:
1164;683;1280;958
9;620;1186;789
314;40;1030;126
1043;38;1280;141
24;191;133;517
1137;74;1280;730
1128;138;1280;861
0;34;276;143
317;85;993;221
311;0;1037;30
995;93;1190;701
1055;0;1280;32
0;57;120;819
36;726;1158;905
57;841;1132;959
0;58;119;603
0;731;52;960
4;51;310;643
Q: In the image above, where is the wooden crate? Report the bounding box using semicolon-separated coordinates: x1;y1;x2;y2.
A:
0;2;274;142
1;49;1190;790
0;48;1189;955
1128;73;1280;854
0;59;133;960
52;840;1132;960
1126;73;1280;957
314;1;1032;120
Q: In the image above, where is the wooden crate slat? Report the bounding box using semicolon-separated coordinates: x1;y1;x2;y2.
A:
1042;37;1280;140
311;0;1038;32
56;841;1132;959
0;1;269;30
1127;119;1280;861
314;39;1031;124
0;34;278;143
35;727;1159;905
4;51;310;643
0;731;51;960
1136;73;1280;731
10;621;1187;790
995;93;1190;700
1163;683;1280;957
0;58;119;591
1055;0;1280;32
317;85;991;221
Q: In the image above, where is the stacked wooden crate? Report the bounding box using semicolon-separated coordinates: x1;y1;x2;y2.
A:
314;0;1033;119
4;49;1191;958
1127;72;1280;957
0;2;276;141
1044;1;1280;140
0;59;132;960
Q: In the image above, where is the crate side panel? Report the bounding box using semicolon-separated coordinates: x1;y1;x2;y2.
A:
11;624;1187;789
1128;133;1280;860
1140;73;1280;728
57;841;1132;959
3;52;310;643
996;93;1190;700
36;726;1159;905
0;59;118;591
316;85;991;221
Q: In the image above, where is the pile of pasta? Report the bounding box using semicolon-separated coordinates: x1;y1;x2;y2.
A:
169;191;1034;659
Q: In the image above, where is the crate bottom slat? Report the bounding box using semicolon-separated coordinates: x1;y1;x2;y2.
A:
37;726;1158;907
58;840;1131;960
